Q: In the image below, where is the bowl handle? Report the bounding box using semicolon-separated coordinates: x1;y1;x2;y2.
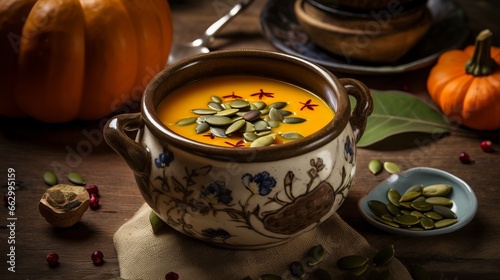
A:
104;113;150;176
340;78;374;143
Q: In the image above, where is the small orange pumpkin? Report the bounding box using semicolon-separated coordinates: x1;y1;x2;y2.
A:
0;0;173;123
427;29;500;131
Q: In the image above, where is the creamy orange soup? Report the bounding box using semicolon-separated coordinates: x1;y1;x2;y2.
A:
157;76;334;147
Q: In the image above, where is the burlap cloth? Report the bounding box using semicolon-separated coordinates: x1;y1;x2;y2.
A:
114;203;412;279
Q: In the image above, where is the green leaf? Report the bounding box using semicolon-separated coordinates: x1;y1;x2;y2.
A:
355;90;450;147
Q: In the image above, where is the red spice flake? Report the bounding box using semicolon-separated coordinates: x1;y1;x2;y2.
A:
222;92;242;99
250;89;275;100
224;140;245;147
203;133;215;139
299;99;319;111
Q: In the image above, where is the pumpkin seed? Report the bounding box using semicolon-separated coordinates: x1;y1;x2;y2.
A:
281;132;303;141
243;110;261;121
230;100;249;109
410;211;425;218
383;161;400;174
210;127;227;138
243;132;259;142
260;108;270;115
412;196;426;202
192;109;217;115
387;188;401;206
254;120;270;131
195;122;210;134
215;108;239;117
411;263;431;280
176;117;198;126
422;184;452;197
258;274;282;280
149;210;166;233
305;244;325;266
267;120;280;128
256;131;272;137
433;205;457;219
211;95;222;103
250;134;276;147
425;197;453;207
399;201;412;209
394;214;420;226
313;268;332;280
424;211;443;220
373;244;395;266
400;209;412;215
400;184;423;202
282;117;306;124
268;101;287;109
268;107;284;122
279;109;292;116
386;203;401;216
368;159;383;175
381;214;395;222
67;172;85;185
373;215;400;228
349;263;369;276
208;102;224;111
289;261;305;278
368;200;389;217
244;121;255;132
43;171;58;186
206;116;233;126
337;255;369;270
225;119;246;135
420;217;435;229
411;201;433;212
434;219;457;228
252;101;267;110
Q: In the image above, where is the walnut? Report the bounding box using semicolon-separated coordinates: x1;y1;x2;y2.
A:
39;184;89;228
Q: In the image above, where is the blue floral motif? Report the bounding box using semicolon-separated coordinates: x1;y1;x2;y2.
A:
201;181;233;205
242;171;277;196
154;148;174;168
344;136;354;164
202;228;231;240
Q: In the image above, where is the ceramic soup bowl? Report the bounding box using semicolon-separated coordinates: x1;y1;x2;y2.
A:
104;50;373;249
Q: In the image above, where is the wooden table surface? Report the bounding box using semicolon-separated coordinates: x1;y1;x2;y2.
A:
1;0;499;279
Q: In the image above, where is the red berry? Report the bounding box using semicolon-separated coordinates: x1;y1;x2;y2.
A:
86;185;99;196
165;272;179;280
46;252;59;267
480;140;493;152
459;152;471;164
89;194;100;210
91;250;104;266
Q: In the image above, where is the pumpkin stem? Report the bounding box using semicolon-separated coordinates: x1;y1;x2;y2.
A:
465;29;497;76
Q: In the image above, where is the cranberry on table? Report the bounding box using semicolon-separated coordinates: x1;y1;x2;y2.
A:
165;272;179;280
86;185;100;196
480;140;493;152
89;194;100;210
46;252;59;267
91;250;104;266
459;152;472;164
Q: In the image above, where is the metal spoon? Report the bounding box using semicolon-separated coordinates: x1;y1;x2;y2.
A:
167;0;255;66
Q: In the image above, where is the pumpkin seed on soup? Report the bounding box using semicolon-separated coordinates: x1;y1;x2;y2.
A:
158;76;334;147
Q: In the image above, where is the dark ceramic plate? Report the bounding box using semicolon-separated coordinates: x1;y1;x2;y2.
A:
259;0;468;74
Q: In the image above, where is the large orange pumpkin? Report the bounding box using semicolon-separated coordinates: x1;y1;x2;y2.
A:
0;0;173;123
427;29;500;131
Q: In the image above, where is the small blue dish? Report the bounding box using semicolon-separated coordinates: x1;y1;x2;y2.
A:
358;167;478;236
